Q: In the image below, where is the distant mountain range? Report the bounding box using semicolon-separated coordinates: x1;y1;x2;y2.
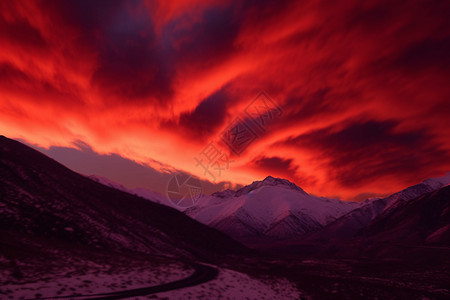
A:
3;134;449;263
101;170;449;251
182;173;450;251
289;172;450;246
358;184;450;245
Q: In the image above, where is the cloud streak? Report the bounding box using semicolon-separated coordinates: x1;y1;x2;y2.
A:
1;0;449;199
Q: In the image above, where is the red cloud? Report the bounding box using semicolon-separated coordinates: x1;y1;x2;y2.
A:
1;0;449;199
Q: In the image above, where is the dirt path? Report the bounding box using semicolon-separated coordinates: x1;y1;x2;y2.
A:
30;263;219;300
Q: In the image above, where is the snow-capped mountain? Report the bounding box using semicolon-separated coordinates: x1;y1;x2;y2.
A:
332;184;450;262
381;172;450;214
87;170;450;250
184;176;360;244
358;184;450;245
295;172;450;245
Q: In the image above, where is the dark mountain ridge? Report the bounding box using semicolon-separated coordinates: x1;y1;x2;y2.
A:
0;136;249;263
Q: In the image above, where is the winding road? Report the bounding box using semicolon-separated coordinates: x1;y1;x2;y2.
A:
32;263;219;300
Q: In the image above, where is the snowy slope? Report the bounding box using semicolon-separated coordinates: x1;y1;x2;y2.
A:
185;176;360;243
358;184;450;245
292;172;450;245
381;172;450;214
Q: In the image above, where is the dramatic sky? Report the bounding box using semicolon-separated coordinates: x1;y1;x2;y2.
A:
1;0;449;200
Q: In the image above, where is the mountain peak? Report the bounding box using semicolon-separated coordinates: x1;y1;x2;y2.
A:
262;175;277;182
262;176;304;189
209;176;308;198
235;176;307;196
262;175;292;185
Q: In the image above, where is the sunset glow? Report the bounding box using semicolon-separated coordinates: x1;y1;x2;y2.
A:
1;0;449;200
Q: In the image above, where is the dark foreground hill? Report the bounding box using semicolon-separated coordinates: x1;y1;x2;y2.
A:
0;135;253;286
